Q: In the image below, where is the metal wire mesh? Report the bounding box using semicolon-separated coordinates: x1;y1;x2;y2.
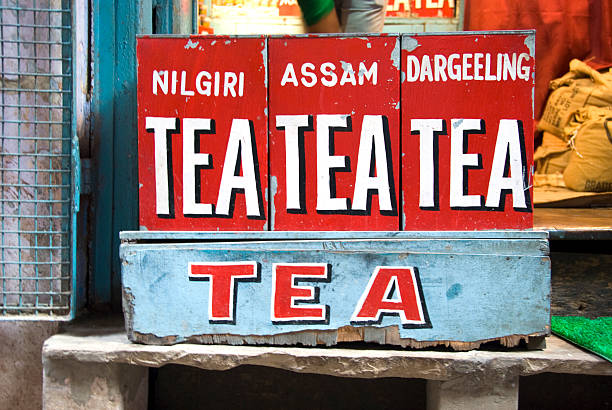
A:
0;0;72;317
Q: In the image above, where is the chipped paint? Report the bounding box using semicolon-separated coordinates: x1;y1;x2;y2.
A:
357;61;369;77
391;37;400;70
524;34;535;57
340;61;355;73
531;87;535;118
367;42;372;49
402;36;420;52
261;41;268;88
270;175;277;231
184;39;199;49
401;192;406;230
446;283;462;300
339;36;369;41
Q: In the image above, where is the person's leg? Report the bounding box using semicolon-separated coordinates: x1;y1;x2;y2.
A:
339;0;386;33
299;0;341;33
308;8;341;32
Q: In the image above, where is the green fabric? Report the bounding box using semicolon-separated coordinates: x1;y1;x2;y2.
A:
298;0;335;26
551;316;612;362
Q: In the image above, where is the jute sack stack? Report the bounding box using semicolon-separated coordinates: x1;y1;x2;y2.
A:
534;131;572;175
535;59;612;192
538;59;612;138
563;106;612;192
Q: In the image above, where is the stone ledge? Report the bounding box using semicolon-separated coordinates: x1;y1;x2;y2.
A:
42;322;612;381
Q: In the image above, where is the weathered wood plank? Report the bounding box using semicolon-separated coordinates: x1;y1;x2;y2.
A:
120;230;548;241
121;237;550;348
534;208;612;240
122;237;549;256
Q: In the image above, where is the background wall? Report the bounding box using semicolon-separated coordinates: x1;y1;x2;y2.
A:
0;322;59;409
464;0;612;121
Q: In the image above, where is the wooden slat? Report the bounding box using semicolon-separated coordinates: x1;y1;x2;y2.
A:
120;230;548;241
534;208;612;240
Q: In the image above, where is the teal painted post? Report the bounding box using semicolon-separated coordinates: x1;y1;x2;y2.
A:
153;0;174;34
111;0;153;307
91;0;155;309
91;0;116;308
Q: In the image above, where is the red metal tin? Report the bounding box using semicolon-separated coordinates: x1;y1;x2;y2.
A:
269;35;401;231
401;33;535;230
137;36;268;230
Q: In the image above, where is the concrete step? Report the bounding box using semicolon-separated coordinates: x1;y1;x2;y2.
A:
42;318;611;410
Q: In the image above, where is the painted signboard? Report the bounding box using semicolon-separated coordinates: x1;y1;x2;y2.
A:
121;231;550;348
137;32;534;231
401;33;535;230
137;36;268;230
268;36;400;230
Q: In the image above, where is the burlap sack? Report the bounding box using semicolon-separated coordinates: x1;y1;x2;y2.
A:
538;60;612;139
534;131;572;174
563;107;612;192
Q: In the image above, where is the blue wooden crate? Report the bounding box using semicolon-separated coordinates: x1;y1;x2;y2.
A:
120;231;550;350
